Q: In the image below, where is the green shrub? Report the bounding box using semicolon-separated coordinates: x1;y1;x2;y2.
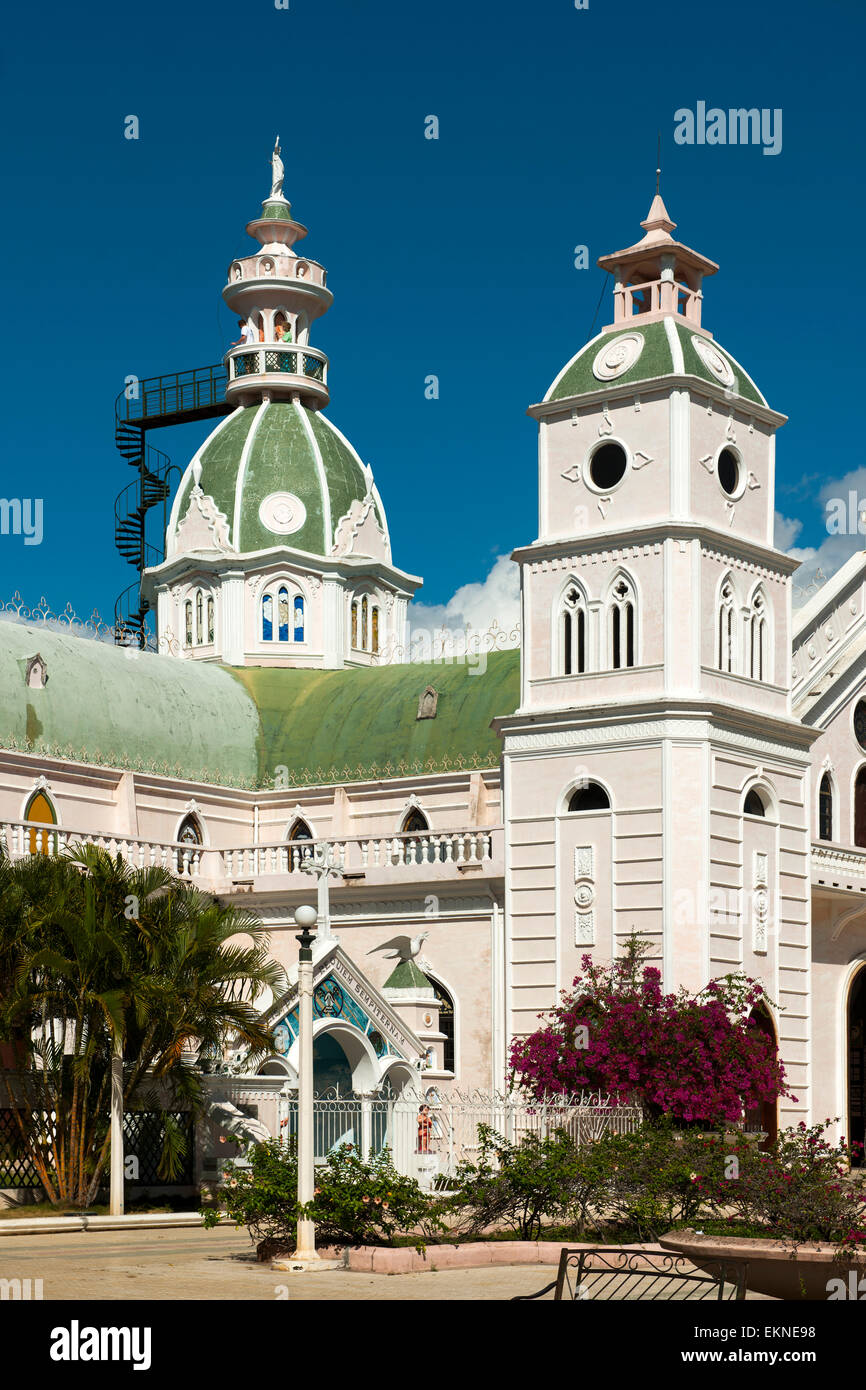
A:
445;1125;606;1240
201;1139;442;1252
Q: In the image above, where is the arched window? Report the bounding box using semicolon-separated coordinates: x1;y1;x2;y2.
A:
287;818;313;842
351;594;379;654
748;589;767;681
432;980;455;1074
361;597;368;651
819;773;834;842
261;582;304;643
718;579;736;673
351;600;358;649
402;808;429;835
277;587;290;642
176;813;202;873
568;783;611;813
371;606;379;654
207;595;215;644
185;600;193;648
25;788;56;855
195;591;203;645
561;586;586;676
609;576;635;670
855;768;866;849
744;788;766;818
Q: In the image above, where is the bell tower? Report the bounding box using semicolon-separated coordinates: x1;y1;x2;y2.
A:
496;192;815;1140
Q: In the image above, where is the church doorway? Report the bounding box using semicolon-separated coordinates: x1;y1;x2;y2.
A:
313;1032;354;1096
848;966;866;1167
743;1005;778;1148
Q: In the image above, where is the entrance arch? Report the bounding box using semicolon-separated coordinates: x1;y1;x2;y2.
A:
744;1005;779;1148
848;965;866;1167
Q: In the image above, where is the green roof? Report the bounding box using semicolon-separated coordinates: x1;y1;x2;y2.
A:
546;320;766;406
384;958;433;989
229;648;519;787
0;622;519;790
169;401;382;557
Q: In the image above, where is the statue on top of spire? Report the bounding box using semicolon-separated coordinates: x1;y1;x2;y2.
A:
270;136;284;200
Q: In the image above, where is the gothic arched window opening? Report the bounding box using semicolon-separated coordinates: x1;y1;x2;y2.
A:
819;773;834;842
609;577;635;669
561;586;586;676
748;590;767;682
431;980;455;1074
261;582;305;644
718;580;736;674
176;813;202;872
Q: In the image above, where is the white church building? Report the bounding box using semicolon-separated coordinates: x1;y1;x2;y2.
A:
2;162;865;1164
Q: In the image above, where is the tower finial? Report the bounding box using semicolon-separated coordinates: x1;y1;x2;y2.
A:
656;130;661;196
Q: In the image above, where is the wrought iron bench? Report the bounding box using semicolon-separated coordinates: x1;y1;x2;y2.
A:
512;1247;749;1301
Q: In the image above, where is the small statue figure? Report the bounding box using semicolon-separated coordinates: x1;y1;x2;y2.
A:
270;136;284;200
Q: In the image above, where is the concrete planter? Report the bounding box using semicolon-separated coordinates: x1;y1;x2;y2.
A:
660;1228;866;1300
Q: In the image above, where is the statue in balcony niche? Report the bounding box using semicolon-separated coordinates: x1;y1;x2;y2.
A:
270;136;284;200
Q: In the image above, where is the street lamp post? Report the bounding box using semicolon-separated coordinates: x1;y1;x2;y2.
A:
293;903;319;1263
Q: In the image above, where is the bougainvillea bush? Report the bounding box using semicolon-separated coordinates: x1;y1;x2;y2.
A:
509;936;791;1127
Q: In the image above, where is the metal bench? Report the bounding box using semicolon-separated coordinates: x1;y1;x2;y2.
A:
512;1247;749;1301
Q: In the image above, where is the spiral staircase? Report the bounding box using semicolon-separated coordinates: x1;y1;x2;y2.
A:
113;364;232;647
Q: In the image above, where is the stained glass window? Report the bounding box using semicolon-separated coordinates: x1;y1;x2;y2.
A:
196;591;203;645
278;587;290;642
351;601;358;648
207;595;214;644
293;595;304;642
262;593;273;641
361;597;368;651
185;601;193;647
371;606;379;654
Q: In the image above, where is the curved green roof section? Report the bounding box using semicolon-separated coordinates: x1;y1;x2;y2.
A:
0;621;260;785
545;319;766;406
0;623;518;790
169;401;386;557
228;648;520;787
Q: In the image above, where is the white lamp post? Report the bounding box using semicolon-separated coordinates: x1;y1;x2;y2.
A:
109;1036;124;1216
293;903;319;1263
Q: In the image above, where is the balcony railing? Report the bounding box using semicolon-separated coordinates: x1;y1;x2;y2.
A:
811;842;866;892
0;820;204;878
222;830;499;879
0;822;501;886
225;344;328;387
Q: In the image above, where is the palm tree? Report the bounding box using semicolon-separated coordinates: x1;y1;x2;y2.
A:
0;845;285;1207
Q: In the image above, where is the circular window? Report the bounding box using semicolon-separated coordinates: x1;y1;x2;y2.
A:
588;442;627;491
718;448;740;496
855;701;866;751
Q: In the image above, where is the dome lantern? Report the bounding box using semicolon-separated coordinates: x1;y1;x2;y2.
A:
222;139;334;410
597;191;719;334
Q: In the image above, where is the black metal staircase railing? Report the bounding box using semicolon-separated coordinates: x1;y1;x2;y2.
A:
113;364;232;648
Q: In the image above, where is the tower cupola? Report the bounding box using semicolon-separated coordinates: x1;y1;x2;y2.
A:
223;138;333;410
597;193;718;333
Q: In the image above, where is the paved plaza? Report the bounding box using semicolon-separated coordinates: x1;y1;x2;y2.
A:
0;1226;563;1301
0;1225;777;1301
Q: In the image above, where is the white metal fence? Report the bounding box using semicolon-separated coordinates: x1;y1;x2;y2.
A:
278;1088;641;1187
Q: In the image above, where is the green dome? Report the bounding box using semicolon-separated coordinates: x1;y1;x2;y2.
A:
168;401;387;557
545;319;766;407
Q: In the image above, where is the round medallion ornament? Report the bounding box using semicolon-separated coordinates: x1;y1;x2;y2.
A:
855;700;866;752
592;333;644;381
258;492;307;535
574;882;596;909
691;336;735;388
273;1023;291;1055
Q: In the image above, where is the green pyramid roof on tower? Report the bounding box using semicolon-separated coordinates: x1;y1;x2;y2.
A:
383;958;434;990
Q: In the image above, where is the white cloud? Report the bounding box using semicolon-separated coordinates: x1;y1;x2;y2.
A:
409;554;520;641
780;469;866;605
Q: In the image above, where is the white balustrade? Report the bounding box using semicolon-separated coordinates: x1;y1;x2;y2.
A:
221;830;497;879
0;819;204;879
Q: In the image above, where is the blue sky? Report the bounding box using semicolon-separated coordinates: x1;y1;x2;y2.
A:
1;0;863;634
